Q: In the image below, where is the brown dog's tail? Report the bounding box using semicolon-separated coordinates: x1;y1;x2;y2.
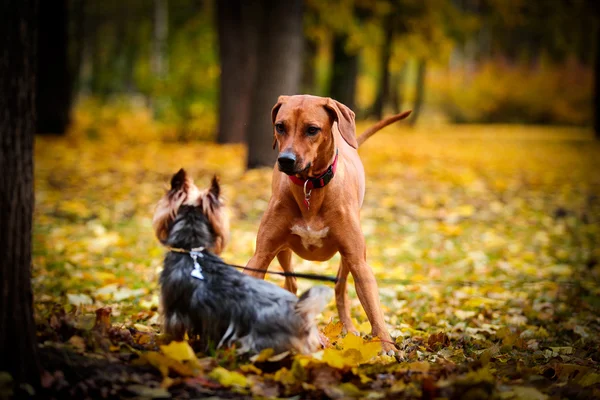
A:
356;110;412;147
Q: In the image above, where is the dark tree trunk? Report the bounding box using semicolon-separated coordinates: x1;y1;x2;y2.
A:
389;63;406;114
36;0;72;134
69;0;85;96
152;0;168;79
246;0;303;169
216;0;260;144
328;33;358;111
595;24;600;139
371;14;394;120
302;36;318;94
0;0;40;388
409;59;427;126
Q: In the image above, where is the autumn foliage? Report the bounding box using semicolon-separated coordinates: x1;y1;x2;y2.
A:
33;106;600;398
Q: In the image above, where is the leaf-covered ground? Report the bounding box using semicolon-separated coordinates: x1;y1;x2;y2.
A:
32;106;600;398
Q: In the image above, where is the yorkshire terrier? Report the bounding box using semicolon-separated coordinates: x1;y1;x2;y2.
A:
153;169;333;354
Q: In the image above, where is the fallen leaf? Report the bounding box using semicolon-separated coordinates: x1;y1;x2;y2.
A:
160;341;197;363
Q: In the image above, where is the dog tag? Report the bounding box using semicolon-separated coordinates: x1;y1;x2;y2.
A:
191;267;204;280
190;251;204;280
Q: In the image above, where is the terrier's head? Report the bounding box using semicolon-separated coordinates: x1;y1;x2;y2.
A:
153;169;229;254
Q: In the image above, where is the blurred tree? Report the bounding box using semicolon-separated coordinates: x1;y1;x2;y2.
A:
305;0;372;111
371;11;394;120
152;0;168;79
409;58;426;126
247;0;303;169
216;0;259;144
0;0;40;388
329;32;360;111
595;21;600;139
389;63;406;114
301;35;319;94
368;0;466;123
36;0;72;134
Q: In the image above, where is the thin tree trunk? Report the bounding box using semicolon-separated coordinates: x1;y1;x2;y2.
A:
390;63;406;114
216;0;259;144
594;23;600;139
69;0;85;96
247;0;303;169
409;59;427;126
152;0;168;78
302;36;318;94
371;13;394;120
328;33;358;111
36;0;72;134
0;0;40;388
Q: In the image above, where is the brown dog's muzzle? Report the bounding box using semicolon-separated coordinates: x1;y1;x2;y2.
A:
277;151;298;175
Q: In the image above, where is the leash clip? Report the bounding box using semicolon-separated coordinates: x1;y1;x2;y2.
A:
190;251;204;280
303;180;312;210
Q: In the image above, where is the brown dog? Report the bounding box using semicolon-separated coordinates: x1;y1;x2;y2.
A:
243;94;411;352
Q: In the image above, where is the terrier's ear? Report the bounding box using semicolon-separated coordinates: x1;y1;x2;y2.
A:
202;176;229;255
209;175;220;199
171;168;187;190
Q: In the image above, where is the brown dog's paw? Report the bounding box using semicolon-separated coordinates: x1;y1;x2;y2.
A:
380;340;398;356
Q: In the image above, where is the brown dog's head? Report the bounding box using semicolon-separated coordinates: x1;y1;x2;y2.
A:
271;95;357;176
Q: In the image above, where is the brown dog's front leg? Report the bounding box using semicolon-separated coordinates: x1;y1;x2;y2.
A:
277;249;297;294
244;251;277;279
339;246;395;353
335;260;358;334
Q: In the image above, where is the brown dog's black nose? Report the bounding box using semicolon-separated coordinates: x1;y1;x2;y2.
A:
277;152;296;173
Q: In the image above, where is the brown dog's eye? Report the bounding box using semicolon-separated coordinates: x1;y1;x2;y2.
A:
307;126;320;136
275;123;285;134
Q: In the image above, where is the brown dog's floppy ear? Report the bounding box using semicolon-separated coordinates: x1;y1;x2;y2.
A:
271;95;288;150
325;98;358;149
271;95;288;123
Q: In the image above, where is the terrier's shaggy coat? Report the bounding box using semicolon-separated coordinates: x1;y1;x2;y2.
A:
153;169;332;354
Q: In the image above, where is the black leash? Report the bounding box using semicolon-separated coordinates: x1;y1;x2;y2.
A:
167;248;592;288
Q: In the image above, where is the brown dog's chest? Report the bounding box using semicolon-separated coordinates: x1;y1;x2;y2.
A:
287;219;339;261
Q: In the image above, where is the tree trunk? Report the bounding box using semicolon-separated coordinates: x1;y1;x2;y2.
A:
246;0;303;169
302;36;318;94
371;13;394;120
595;23;600;139
36;0;72;134
152;0;168;79
409;59;427;127
390;63;406;114
216;0;260;144
328;33;358;111
0;0;40;388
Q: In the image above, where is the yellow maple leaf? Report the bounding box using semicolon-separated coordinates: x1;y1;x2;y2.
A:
160;340;197;363
321;348;354;369
340;333;382;363
322;320;344;341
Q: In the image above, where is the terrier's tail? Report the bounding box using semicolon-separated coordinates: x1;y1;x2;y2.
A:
356;110;412;147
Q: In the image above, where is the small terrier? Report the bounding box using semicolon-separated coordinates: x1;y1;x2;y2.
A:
153;169;333;354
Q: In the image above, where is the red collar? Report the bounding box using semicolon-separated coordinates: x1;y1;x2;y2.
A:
288;150;338;209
